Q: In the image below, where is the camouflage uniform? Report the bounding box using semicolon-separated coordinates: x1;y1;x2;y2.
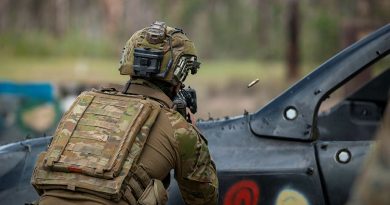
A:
31;21;218;205
346;102;390;205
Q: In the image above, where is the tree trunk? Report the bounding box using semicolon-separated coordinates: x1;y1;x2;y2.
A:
286;0;300;80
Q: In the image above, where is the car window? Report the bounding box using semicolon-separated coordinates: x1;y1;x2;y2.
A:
316;53;389;141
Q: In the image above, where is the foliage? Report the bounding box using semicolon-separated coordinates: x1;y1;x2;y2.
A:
0;0;388;63
303;10;340;62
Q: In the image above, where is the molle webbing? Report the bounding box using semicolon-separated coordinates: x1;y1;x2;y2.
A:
31;91;161;200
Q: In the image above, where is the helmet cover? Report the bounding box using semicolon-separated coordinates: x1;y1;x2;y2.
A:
119;21;200;86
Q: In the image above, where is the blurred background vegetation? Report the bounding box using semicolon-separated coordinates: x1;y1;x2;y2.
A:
0;0;389;119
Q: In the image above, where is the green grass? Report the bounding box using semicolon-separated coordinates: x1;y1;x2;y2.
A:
187;60;285;83
0;32;115;57
0;56;301;85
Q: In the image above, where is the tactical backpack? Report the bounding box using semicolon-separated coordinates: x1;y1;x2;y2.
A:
31;90;162;202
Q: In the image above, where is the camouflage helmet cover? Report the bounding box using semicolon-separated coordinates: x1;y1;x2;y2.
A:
119;21;200;86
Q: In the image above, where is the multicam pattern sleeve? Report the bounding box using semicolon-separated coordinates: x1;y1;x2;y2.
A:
166;110;219;205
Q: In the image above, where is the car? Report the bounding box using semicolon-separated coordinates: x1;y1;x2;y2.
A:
0;24;389;205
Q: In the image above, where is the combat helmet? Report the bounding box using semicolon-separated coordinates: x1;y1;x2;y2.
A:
119;21;200;86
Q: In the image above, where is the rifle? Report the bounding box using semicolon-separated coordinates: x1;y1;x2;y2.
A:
173;86;197;123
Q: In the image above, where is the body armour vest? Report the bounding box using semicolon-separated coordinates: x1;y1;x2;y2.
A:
31;89;162;202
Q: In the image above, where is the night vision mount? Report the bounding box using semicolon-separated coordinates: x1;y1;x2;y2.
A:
133;48;164;78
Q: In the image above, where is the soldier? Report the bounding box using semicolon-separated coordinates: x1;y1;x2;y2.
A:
31;21;218;205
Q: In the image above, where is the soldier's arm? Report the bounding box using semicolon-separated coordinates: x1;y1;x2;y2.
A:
174;124;218;205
